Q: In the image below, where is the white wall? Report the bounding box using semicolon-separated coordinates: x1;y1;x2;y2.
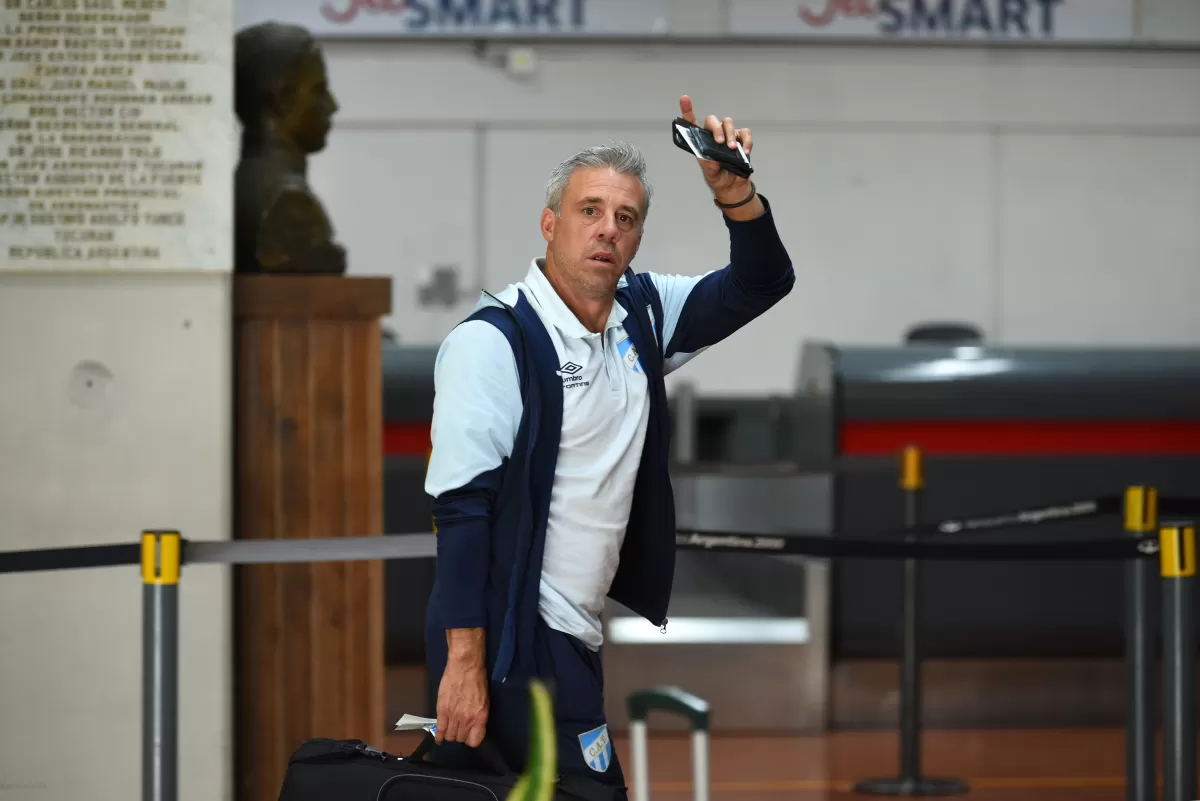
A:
0;273;233;801
304;4;1200;395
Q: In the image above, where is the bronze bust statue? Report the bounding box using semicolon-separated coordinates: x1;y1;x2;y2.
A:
234;22;345;274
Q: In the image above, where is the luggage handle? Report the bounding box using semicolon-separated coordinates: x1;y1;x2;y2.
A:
626;687;710;801
406;731;514;777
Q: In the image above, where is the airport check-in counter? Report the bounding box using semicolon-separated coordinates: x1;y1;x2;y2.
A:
797;342;1200;666
609;342;1200;732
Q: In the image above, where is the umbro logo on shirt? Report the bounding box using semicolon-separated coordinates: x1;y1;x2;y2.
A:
557;361;590;390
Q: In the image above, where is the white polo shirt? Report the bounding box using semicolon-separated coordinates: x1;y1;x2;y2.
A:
426;259;708;649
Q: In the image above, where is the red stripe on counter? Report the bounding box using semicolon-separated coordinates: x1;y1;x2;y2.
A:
840;420;1200;456
390;419;1200;458
384;423;431;457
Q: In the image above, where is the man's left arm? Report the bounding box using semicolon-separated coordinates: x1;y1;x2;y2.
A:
648;96;795;374
649;192;794;374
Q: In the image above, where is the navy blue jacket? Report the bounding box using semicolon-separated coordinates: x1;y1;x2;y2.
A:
426;196;794;684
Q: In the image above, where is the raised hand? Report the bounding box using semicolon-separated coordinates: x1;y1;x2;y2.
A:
678;94;755;203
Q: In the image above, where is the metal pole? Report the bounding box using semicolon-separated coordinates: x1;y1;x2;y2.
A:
673;380;696;465
899;459;922;783
1160;522;1196;801
142;530;180;801
691;728;710;801
1124;487;1157;801
629;720;650;801
854;447;966;796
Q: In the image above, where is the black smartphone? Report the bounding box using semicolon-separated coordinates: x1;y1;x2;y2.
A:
671;116;753;179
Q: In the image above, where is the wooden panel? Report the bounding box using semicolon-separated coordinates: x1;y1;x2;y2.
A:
234;276;390;801
602;642;819;733
234;275;391;319
385;664;432;724
830;658;1129;729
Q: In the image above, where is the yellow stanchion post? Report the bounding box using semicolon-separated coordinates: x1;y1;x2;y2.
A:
1123;487;1157;801
854;446;966;796
896;446;924;785
1159;522;1196;801
142;530;181;801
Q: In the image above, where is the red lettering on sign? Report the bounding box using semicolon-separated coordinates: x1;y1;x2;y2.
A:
321;0;407;25
799;0;875;27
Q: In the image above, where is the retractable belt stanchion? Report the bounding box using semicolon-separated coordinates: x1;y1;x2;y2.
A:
854;447;967;797
141;530;181;801
1123;486;1157;801
1159;522;1196;801
0;486;1186;801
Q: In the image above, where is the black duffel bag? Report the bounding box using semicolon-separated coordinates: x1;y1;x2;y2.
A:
277;734;624;801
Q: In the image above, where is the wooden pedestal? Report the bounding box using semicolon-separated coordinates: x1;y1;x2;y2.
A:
233;275;392;801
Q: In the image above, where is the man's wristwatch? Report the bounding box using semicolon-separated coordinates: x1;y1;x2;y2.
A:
713;180;757;209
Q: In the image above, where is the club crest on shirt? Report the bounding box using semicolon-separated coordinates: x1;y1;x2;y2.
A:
616;336;643;374
578;724;612;772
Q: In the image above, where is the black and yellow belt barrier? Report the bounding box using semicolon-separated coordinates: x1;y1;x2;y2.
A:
0;479;1195;801
0;527;1161;577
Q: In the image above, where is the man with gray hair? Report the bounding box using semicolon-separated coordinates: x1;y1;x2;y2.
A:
423;95;794;796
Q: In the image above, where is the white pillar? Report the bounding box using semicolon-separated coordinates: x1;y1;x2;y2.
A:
0;3;235;800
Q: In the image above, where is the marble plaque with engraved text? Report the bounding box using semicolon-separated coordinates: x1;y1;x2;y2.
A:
0;0;232;271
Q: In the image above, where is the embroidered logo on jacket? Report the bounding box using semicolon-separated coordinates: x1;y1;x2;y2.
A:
578;724;612;772
617;336;643;374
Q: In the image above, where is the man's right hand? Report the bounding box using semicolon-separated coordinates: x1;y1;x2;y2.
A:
435;627;489;748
